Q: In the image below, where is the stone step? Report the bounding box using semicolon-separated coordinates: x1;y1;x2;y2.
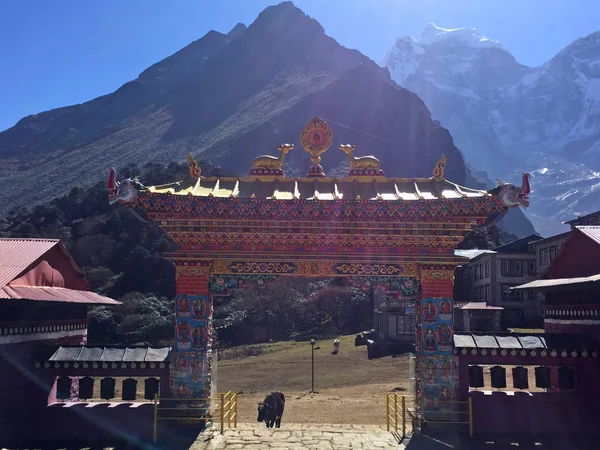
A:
191;423;407;449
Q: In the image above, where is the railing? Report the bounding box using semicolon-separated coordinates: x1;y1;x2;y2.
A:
152;391;238;444
422;398;473;437
386;395;473;439
386;393;411;439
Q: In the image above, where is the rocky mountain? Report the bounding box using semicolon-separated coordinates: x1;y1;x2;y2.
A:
382;23;600;230
0;3;532;236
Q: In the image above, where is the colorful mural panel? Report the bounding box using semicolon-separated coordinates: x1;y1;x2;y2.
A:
421;355;457;419
421;297;454;356
175;294;210;400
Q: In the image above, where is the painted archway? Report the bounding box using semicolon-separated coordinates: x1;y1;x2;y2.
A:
108;117;529;419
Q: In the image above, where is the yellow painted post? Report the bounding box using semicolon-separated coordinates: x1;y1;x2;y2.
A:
227;392;232;428
153;393;158;444
468;397;474;438
394;393;398;433
386;394;390;431
402;396;406;439
234;393;238;428
220;393;225;434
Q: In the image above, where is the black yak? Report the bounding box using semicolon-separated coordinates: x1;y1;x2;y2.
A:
257;391;285;428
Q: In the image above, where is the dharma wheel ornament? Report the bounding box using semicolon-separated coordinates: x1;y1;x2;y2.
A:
301;116;332;177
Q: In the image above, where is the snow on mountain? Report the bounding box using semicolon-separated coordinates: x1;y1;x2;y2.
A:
414;23;504;49
382;25;600;224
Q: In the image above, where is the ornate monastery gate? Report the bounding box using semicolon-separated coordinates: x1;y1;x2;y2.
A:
109;117;529;422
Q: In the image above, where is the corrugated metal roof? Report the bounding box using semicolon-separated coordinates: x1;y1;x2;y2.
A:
512;273;600;291
0;286;120;304
0;238;59;287
460;302;504;310
454;249;496;260
454;333;547;349
578;226;600;245
454;332;599;351
49;346;171;362
146;176;490;201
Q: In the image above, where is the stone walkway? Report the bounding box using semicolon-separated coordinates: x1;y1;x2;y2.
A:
190;423;406;449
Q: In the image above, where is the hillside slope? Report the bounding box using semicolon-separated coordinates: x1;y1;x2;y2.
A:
0;3;534;236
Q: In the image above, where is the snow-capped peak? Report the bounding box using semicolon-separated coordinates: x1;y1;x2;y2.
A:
412;22;503;49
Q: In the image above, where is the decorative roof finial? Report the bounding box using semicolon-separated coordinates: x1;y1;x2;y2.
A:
187;153;201;179
249;143;294;178
339;144;384;178
301;116;332;178
432;154;447;181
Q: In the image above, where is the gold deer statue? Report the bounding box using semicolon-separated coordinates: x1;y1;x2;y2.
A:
339;144;381;170
251;144;294;170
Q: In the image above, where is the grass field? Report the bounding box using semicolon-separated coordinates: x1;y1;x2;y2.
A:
215;335;413;425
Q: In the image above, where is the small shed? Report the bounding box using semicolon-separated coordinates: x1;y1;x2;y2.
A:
455;302;503;332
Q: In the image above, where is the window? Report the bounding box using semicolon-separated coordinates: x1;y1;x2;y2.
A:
469;267;473;281
501;260;509;275
479;264;483;280
550;246;558;261
528;261;536;274
474;265;479;281
485;285;490;302
397;315;416;335
501;260;523;277
485;261;490;278
527;292;536;301
502;284;511;300
376;313;384;334
540;248;549;266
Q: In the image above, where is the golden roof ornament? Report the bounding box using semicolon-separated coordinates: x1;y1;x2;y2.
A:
251;144;294;170
187;153;201;178
301;116;332;178
248;144;293;178
432;154;447;181
339;144;381;169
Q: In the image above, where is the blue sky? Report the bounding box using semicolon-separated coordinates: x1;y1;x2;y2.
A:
1;0;598;132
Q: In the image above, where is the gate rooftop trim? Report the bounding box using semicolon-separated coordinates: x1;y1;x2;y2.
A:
145;176;488;201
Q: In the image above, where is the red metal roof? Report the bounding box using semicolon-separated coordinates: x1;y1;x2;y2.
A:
0;286;120;304
0;238;119;305
0;238;60;287
578;226;600;245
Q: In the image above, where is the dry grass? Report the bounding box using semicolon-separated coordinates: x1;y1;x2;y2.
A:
509;328;545;334
215;335;412;425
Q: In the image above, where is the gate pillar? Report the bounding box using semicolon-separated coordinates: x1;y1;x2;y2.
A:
172;260;213;401
417;265;457;422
